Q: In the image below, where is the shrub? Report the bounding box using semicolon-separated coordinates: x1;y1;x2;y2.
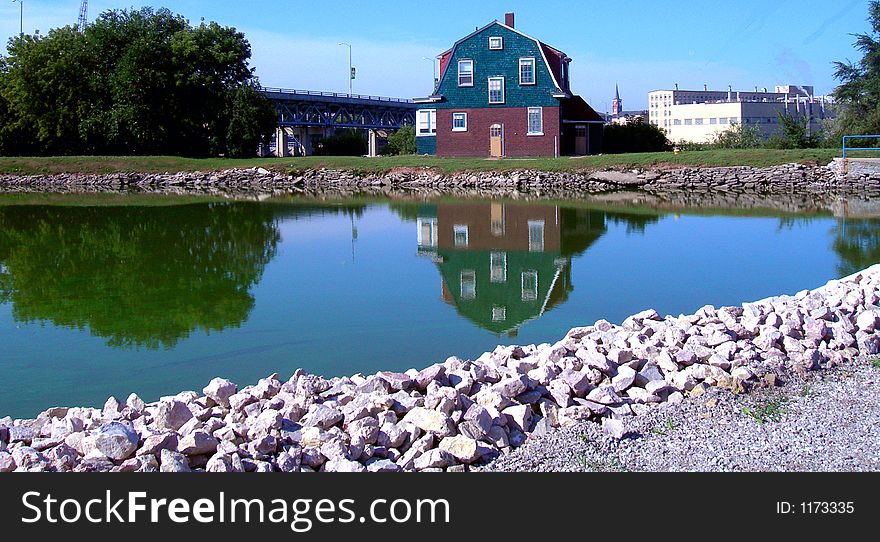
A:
602;118;671;154
383;126;416;155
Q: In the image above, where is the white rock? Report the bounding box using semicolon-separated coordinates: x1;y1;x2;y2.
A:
94;422;139;461
203;378;238;407
402;407;454;437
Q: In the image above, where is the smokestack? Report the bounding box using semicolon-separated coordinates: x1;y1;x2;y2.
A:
703;84;707;91
505;12;515;28
727;84;732;102
674;83;679;90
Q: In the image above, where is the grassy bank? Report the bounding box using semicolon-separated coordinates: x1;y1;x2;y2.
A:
0;148;843;176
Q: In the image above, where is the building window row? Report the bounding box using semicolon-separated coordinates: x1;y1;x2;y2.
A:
457;58;538;90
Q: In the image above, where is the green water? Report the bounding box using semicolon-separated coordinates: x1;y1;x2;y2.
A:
0;194;876;418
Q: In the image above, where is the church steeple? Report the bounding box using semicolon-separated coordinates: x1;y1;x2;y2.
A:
612;83;622;116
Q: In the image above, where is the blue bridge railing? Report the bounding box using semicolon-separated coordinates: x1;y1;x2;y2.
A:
842;135;880;159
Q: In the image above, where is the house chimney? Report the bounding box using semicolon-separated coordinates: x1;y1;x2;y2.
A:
505;12;515;28
703;84;707;91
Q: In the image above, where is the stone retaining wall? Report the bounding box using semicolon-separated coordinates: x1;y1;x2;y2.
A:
1;162;879;201
2;264;879;473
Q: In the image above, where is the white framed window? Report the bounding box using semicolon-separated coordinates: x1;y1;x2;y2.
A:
492;305;507;322
527;107;543;135
528;220;545;251
453;224;468;247
490;252;507;283
694;118;704;125
709;118;717;125
673;119;682;125
416;109;436;136
461;270;476;300
488;36;503;50
417;218;437;248
521;271;538;301
519;58;536;85
458;59;474;87
488;77;505;104
684;118;693;125
452;112;468;132
719;117;728;124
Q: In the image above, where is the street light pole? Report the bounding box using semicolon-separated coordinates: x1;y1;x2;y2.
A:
422;56;438;91
12;0;23;37
338;42;352;95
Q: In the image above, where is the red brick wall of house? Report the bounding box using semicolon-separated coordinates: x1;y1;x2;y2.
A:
436;107;560;157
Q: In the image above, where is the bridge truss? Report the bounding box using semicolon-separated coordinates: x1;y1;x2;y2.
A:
262;88;417;130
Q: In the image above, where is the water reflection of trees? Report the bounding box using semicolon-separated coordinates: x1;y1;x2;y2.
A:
0;203;282;349
833;218;880;277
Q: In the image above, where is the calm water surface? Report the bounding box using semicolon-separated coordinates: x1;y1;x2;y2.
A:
0;194;877;418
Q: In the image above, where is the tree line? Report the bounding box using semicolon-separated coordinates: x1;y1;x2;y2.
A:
0;7;277;157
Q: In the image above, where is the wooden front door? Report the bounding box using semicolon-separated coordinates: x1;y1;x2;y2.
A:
575;125;587;155
489;124;503;157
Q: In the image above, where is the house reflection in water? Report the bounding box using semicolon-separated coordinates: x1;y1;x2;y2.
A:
416;202;609;336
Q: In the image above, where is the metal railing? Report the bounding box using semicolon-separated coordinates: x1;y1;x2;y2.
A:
842;135;880;159
260;87;415;104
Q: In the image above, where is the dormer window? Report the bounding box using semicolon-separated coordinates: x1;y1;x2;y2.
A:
488;36;503;50
458;59;474;87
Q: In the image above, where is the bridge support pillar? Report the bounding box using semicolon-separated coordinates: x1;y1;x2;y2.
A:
275;127;289;157
367;129;378;157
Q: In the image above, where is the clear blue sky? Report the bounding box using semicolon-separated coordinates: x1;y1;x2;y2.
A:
0;0;872;111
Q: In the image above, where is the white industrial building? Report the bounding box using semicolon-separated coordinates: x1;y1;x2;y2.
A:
648;85;835;144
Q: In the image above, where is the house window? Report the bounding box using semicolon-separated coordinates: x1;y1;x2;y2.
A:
488;77;505;104
527;107;543;135
458;59;474;87
416;109;436;136
528;220;545;252
519;58;535;85
521;271;538;301
719;117;728;124
461;270;476;300
490;252;507;283
673;119;681;125
452;112;468;132
492;306;507;322
417;218;437;247
453;224;468;247
488;36;503;50
684;119;693;125
709;118;717;124
694;118;704;125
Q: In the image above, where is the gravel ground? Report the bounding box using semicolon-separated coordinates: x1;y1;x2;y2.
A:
483;358;880;472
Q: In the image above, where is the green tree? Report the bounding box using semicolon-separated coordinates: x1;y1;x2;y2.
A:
709;122;763;149
602;118;671;154
383;126;416;155
0;7;275;157
225;82;278;157
832;1;880;136
766;112;820;149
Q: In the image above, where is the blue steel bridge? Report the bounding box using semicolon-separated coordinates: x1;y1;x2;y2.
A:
260;87;418;156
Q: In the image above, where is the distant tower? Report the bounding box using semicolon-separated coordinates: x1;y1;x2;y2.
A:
77;1;88;33
611;83;622;116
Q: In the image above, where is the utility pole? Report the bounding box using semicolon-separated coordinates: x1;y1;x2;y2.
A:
422;56;438;91
12;0;23;37
338;42;353;95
